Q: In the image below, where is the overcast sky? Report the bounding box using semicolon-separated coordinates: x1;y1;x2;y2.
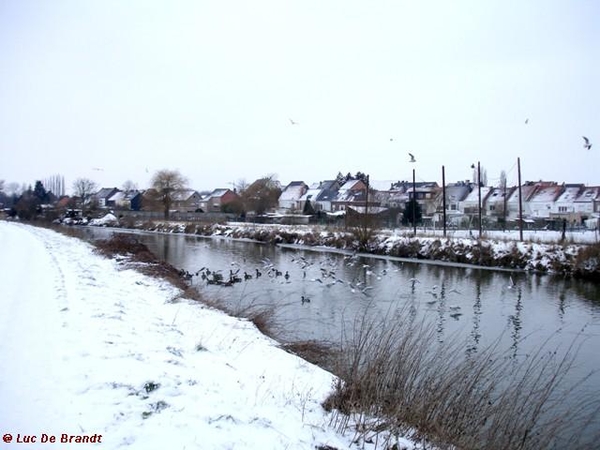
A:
1;0;598;194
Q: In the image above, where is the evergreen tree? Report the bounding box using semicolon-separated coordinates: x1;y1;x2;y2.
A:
401;199;423;226
303;198;316;215
33;181;49;204
354;172;368;184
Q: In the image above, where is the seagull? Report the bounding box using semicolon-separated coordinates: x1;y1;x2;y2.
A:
408;153;416;163
289;118;298;125
583;136;592;150
507;276;516;290
524;118;529;124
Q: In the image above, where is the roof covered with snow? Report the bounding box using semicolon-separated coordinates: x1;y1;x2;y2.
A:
529;185;563;203
171;189;200;201
486;187;515;205
279;181;308;202
463;186;492;203
556;184;584;203
575;186;600;203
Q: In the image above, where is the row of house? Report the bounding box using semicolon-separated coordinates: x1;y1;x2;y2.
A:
92;187;240;213
90;179;600;228
276;179;600;227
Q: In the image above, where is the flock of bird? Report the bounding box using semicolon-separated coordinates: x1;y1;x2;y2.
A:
177;264;290;287
177;253;393;296
174;252;521;322
403;134;593;164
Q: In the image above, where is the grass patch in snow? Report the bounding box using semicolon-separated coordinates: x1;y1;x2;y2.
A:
92;233;204;302
281;340;338;370
324;306;600;450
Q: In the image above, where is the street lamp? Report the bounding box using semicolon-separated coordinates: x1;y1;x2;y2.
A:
471;162;482;238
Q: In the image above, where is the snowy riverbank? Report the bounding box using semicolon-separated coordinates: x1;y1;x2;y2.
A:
104;219;600;280
0;222;421;450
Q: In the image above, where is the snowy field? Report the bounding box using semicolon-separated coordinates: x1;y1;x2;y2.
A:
413;227;600;245
226;221;600;245
0;222;420;449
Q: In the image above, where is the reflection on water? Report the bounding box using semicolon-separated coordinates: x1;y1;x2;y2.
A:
82;228;600;408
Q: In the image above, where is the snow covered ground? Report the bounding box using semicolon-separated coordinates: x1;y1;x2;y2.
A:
225;221;600;245
0;222;421;449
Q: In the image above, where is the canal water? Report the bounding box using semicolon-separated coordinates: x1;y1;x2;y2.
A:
81;229;600;373
80;227;600;428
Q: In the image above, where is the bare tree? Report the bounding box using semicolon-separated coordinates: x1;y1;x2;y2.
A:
472;165;488;186
240;174;281;215
232;178;249;194
150;169;188;219
72;178;98;215
122;180;138;192
43;174;65;197
499;170;508;229
499;170;507;191
0;179;4;193
5;182;22;197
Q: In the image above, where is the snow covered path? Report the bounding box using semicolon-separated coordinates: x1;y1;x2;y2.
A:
0;222;384;449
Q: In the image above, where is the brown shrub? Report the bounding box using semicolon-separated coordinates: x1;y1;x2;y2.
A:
573;243;600;281
94;234;190;290
325;312;600;450
281;340;338;370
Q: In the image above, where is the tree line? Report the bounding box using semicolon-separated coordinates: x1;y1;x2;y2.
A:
1;169;424;225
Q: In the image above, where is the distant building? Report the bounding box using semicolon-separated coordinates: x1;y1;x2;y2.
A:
278;181;309;212
93;188;120;208
198;188;240;212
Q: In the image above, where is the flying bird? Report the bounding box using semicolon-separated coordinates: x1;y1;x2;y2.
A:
408;153;416;163
289;118;298;125
583;136;592;150
524;118;529;124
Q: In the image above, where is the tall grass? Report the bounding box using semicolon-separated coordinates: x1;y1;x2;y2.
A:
324;306;600;450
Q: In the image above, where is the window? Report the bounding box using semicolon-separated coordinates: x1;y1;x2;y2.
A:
558;206;568;213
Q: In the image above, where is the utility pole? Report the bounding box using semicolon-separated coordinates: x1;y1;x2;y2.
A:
471;162;482;238
518;157;523;242
442;165;447;238
364;174;370;232
478;161;482;239
412;168;417;235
